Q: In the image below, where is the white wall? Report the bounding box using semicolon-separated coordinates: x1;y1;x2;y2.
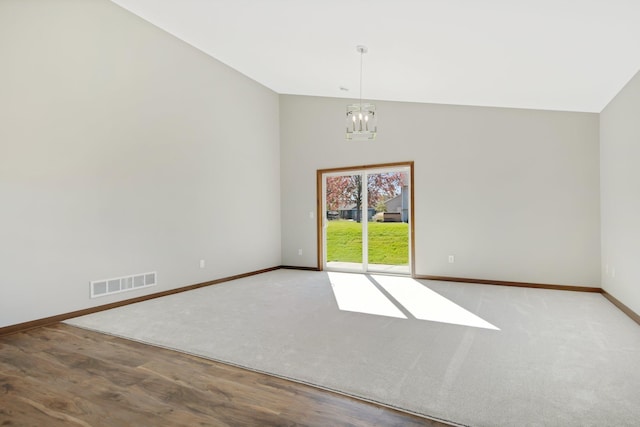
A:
0;0;281;327
280;95;600;287
600;70;640;314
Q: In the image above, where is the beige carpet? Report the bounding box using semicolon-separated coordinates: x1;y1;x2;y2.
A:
67;269;640;426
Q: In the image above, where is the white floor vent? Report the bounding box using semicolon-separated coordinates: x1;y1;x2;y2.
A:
91;271;157;298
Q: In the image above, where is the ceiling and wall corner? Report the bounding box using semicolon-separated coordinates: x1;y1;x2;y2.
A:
600;68;640;316
108;0;640;113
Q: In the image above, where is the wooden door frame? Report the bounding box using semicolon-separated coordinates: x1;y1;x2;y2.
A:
316;161;415;277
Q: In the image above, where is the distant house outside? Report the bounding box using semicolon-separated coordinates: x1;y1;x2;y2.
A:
326;181;409;223
335;205;376;222
383;185;409;222
326;205;376;221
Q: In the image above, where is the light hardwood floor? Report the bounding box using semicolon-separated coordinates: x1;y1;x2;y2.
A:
0;323;448;426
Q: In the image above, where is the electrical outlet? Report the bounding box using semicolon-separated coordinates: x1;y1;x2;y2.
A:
612;268;616;278
199;259;206;268
448;255;455;263
298;249;303;256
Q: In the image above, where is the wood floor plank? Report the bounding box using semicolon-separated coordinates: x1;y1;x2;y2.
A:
0;323;449;426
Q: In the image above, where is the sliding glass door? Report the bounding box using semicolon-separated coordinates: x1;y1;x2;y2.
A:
322;165;411;275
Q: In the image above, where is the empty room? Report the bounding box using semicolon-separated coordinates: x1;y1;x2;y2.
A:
1;1;640;426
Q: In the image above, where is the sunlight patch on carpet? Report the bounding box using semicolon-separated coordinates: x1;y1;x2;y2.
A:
329;271;499;330
373;274;500;330
328;272;407;318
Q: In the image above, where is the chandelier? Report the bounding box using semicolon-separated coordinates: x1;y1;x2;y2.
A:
346;45;377;140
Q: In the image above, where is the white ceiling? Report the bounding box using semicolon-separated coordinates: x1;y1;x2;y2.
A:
110;0;640;113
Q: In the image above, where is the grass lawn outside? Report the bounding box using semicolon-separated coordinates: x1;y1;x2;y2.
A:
326;220;409;265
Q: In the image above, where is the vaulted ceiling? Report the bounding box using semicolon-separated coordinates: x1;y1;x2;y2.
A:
111;0;640;112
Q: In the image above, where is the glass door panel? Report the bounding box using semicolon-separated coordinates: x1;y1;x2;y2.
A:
325;173;363;272
367;171;411;274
